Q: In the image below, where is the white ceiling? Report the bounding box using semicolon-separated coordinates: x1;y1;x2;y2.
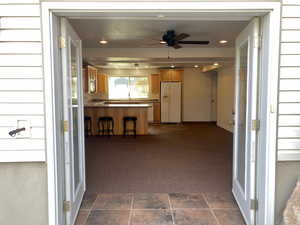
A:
70;19;248;48
69;17;248;68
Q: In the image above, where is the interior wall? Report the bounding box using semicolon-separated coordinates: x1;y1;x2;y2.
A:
216;66;235;132
210;72;218;122
182;68;213;122
0;162;48;225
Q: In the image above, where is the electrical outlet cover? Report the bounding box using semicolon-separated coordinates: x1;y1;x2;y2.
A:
16;120;31;138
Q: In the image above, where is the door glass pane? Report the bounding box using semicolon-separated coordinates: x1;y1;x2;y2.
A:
237;41;248;192
71;42;80;190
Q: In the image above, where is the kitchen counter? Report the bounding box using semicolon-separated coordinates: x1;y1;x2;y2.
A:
85;103;151;108
85;104;149;135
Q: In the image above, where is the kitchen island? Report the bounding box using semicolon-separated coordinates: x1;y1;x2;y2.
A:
84;103;151;135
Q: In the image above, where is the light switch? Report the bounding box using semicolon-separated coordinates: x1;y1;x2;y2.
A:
16;120;31;138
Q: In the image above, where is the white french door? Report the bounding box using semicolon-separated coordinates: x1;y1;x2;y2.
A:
61;18;86;225
232;17;260;225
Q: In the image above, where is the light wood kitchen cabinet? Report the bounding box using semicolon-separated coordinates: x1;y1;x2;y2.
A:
160;69;183;82
97;73;108;94
153;102;161;123
83;68;88;93
150;74;160;97
84;65;98;94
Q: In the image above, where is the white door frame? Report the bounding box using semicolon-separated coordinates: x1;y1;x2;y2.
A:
41;2;280;225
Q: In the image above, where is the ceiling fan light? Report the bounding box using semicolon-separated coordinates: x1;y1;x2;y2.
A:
99;40;108;45
194;65;199;68
219;40;227;44
170;65;175;68
160;40;166;44
213;62;219;66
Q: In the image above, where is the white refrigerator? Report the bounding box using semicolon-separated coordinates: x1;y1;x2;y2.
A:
161;82;182;123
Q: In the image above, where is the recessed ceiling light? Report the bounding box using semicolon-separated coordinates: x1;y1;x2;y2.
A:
157;14;165;18
170;65;175;68
99;40;108;45
213;62;219;66
219;40;228;44
160;40;166;44
194;65;199;68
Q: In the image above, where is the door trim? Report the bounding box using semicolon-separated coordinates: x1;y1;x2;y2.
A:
41;2;280;225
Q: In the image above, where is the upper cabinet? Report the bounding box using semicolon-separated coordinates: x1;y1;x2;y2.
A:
160;69;183;82
84;65;98;94
150;74;160;97
97;73;108;95
83;65;108;96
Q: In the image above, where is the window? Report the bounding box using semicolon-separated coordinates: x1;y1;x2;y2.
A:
108;76;149;99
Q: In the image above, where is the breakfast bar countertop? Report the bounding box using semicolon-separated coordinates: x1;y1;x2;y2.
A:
85;103;151;108
84;103;150;135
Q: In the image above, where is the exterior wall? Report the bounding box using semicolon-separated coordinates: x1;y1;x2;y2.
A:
1;0;300;225
275;162;300;225
0;0;45;162
0;2;47;225
275;0;300;224
0;162;48;225
278;0;300;161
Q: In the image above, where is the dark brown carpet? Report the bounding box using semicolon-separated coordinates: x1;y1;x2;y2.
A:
85;122;233;193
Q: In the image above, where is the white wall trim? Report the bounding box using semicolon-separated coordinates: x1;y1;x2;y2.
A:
41;2;280;225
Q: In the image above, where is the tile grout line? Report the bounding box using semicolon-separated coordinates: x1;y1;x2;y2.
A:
83;193;100;225
127;193;134;225
167;194;176;225
202;193;222;225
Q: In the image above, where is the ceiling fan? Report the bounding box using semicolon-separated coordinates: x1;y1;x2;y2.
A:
162;30;210;49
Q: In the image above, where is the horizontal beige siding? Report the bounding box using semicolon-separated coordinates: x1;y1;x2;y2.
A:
0;17;40;29
0;5;40;17
0;115;44;126
0;79;43;90
0;42;42;54
0;1;45;162
0;67;43;78
0;91;44;103
0;30;41;42
278;1;300;161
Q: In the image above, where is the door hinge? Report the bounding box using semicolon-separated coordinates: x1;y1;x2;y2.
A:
63;120;69;132
63;200;71;212
250;199;258;211
252;119;260;131
59;36;66;49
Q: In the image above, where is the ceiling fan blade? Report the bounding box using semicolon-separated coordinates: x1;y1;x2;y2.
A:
178;40;210;45
173;44;182;49
175;33;190;41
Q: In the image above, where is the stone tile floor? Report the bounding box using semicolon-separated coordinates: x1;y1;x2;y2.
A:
75;193;246;225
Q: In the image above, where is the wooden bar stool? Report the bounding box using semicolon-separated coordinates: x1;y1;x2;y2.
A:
123;116;137;137
84;116;92;136
98;116;114;136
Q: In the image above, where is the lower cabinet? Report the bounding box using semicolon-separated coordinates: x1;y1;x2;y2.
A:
153;102;161;123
